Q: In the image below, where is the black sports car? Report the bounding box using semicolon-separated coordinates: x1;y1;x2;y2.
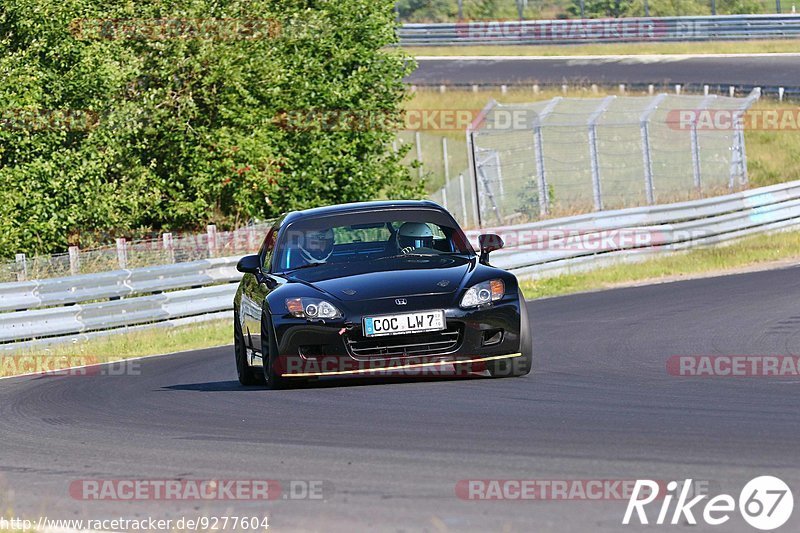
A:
233;200;532;388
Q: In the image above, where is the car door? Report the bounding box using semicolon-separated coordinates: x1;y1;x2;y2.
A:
241;224;278;354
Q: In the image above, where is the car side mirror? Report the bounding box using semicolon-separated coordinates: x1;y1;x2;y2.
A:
236;254;262;274
478;233;504;264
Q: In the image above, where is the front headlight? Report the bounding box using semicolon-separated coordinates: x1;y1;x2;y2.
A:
460;279;505;309
285;298;342;319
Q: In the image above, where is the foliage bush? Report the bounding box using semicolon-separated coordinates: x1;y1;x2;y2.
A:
0;0;420;258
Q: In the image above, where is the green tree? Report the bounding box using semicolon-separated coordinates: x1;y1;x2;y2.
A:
623;0;709;15
395;0;456;22
568;0;634;17
0;0;419;257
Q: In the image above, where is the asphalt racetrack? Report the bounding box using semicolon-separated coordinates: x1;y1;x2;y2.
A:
408;54;800;89
2;265;800;532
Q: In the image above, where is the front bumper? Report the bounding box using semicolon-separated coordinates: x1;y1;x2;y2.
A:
269;296;522;377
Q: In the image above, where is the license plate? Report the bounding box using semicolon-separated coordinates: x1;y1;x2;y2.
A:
363;310;445;337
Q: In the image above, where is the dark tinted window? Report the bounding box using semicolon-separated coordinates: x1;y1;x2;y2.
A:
274;209;473;273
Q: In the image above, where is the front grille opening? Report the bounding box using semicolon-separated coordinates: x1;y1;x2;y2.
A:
346;326;462;358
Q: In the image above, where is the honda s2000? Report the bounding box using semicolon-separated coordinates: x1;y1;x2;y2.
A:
233;200;532;388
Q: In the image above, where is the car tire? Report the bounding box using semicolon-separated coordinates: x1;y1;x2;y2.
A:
487;290;533;378
261;312;289;390
235;313;264;386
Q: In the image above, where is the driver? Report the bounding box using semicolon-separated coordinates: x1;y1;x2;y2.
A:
396;222;434;254
299;227;335;264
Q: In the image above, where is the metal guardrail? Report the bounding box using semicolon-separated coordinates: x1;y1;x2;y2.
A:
398;15;800;46
468;179;800;276
0;257;241;346
2;179;800;349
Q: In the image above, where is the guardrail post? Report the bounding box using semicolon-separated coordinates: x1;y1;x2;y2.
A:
640;94;667;205
68;246;80;275
587;96;615;211
116;238;128;270
15;253;27;282
207;224;217;258
162;233;175;263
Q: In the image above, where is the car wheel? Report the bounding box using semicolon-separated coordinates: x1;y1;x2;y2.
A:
261;312;289;390
487;289;533;378
235;313;264;386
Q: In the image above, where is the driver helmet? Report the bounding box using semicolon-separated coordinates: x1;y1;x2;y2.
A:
299;228;335;263
397;222;434;251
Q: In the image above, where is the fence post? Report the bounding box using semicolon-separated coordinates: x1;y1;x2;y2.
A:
116;238;128;270
466;99;498;228
68;246;81;275
689;95;718;191
247;225;257;253
415;131;424;181
207;224;218;258
531;97;561;217
442;137;450;185
15;253;27;282
162;233;175;263
640;94;667;205
729;88;760;188
587;96;615;211
459;173;469;226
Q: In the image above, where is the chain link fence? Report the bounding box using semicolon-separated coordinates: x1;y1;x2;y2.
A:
1;223;272;283
431;90;759;228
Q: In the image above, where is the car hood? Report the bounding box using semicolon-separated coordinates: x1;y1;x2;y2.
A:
286;256;474;301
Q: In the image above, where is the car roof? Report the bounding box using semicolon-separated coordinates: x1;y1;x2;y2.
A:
281;200;447;226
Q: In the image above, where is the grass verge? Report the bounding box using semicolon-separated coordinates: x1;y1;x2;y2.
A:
1;319;231;378
404;40;800;57
519;230;800;299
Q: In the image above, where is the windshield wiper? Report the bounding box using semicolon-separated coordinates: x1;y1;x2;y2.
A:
286;262;327;272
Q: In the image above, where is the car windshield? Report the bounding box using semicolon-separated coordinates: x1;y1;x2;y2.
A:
273;208;474;273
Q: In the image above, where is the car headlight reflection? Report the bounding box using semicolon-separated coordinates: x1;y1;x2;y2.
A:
286;298;342;319
460;279;505;308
